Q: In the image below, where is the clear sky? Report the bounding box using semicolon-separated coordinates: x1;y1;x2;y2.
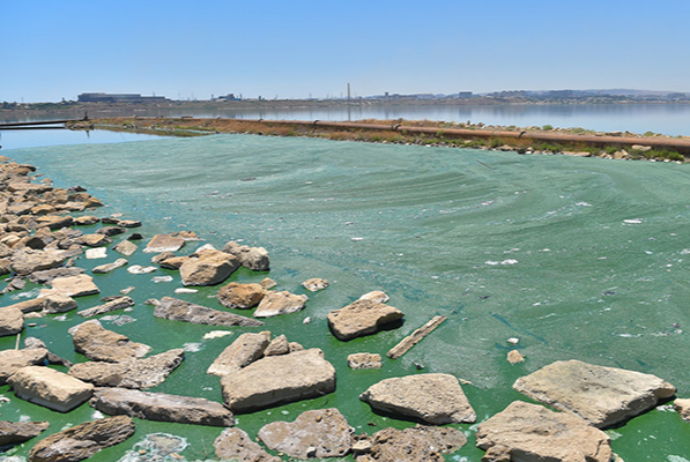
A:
3;0;690;102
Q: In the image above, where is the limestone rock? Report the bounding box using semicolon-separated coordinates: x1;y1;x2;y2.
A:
74;215;100;226
92;258;128;274
76;233;111;247
302;278;329;292
513;359;676;428
0;305;24;336
179;249;240;286
144;234;186;253
24;337;73;367
258;408;352;459
217;282;266;309
221;348;336;412
27;267;85;284
348;353;382;370
8;366;94;412
207;333;270;376
674;398;690;423
96;226;125;237
85;247;107;259
69;349;185;389
28;415;135;462
113;239;138;256
214;428;281;462
10;247;67;275
360;373;476;424
126;264;157;274
0;348;48;385
476;401;612;462
354;425;467;462
34;215;73;230
223;241;270;271
158;255;189;269
327;299;404;341
90;387;234;427
264;334;289;356
41;293;78;314
0;420;50;447
77;296;134;318
260;277;277;290
71;319;152;363
359;290;390;303
507;350;525;364
44;274;100;298
154;296;264;327
254;291;308;318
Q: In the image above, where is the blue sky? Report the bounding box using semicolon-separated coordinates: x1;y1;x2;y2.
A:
3;0;690;102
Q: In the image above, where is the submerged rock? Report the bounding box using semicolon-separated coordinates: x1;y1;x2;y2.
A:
353;425;467;462
8;366;94;412
513;359;676;428
217;282;266;309
207;332;270;376
70;319;152;363
302;278;329;292
476;401;612;462
327;299;404;341
254;291;308;318
154;296;264;327
360;373;476;424
90;387;234;427
215;428;281;462
0;420;49;447
258;408;352;459
28;415;135;462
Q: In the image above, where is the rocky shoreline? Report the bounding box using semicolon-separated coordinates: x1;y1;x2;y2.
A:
0;155;689;462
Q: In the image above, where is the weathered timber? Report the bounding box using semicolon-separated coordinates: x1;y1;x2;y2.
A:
386;315;446;359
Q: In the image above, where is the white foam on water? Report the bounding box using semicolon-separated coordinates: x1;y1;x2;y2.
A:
183;343;203;352
624;218;642;224
202;331;233;340
668;456;690;462
92;410;105;419
11;288;40;300
575;201;592;207
501;259;518;265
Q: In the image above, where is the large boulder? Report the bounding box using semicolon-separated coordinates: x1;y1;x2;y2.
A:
0;420;50;447
327;299;404;341
475;401;612;462
221;348;336;412
513;359;676;428
217;282;266;309
43;274;100;298
28;415;135;462
143;234;186;253
10;247;67;275
215;428;281;462
0;305;24;336
353;425;467;462
179;249;240;286
89;387;234;427
223;241;270;271
70;320;152;363
254;291;308;318
360;373;476;425
69;349;185;388
154;296;264;327
0;348;48;385
207;332;270;376
258;408;352;459
8;366;94;412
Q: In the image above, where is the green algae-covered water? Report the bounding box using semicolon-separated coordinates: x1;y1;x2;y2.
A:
2;134;690;461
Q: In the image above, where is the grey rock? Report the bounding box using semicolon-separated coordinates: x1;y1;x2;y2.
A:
92;258;128;274
10;247;67;276
302;278;329;292
264;334;290;356
24;337;73;367
113;239;138;256
76;233;112;247
215;427;281;462
70;319;152;363
0;420;50;447
207;333;270;376
144;234;186;253
44;274;100;298
354;425;467;462
223;241;270;271
254;291;308;318
154;296;264;327
327;299;404;341
26;267;85;284
77;296;134;318
8;366;94;412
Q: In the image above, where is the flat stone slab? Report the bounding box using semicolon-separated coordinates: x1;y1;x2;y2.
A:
92;258;128;274
8;366;94;412
513;359;676;428
221;348;336;412
360;373;476;424
70;319;152;363
144;234;186;253
348;353;382;370
29;415;135;462
476;401;612;462
0;305;24;337
78;296;134;318
215;428;281;462
113;240;138;256
155;296;264;327
90;387;234;427
353;425;467;462
0;348;48;385
259;408;352;459
0;420;50;447
10;248;67;276
207;332;269;376
43;274;100;298
327;299;404;341
69;349;185;389
254;290;308;318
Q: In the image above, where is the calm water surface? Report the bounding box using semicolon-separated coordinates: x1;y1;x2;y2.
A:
1;132;690;461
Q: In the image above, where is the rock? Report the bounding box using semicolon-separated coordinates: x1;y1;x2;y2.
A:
27;267;84;284
112;240;138;256
23;337;73;367
69;349;184;389
258;408;352;459
302;278;329;292
254;291;308;318
154;296;264;327
208;332;270;376
152;275;173;283
360;373;476;424
96;226;125;237
84;196;104;208
0;420;50;447
215;428;281;462
158;255;189;269
76;233;111;247
85;247;107;259
217;282;266;309
507;350;525;364
0;305;24;336
513;359;676;428
327;299;404;341
92;258;128;274
10;247;67;275
77;296;135;318
144;234;186;253
8;366;94;412
179;249;240;286
632;144;652;152
71;319;152;363
359;290;390;303
221;348;336;412
475;401;612;462
127;264;157;274
74;215;100;226
289;342;305;352
674;398;690;422
41;293;78;314
117;219;142;228
0;348;48;385
260;277;277;290
28;415;135;462
89;387;234;426
354;425;467;462
223;241;270;271
348;353;382;370
43;274;100;298
34;215;73;230
264;334;289;356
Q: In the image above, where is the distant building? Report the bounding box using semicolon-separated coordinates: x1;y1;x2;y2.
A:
456;92;473;98
77;93;167;103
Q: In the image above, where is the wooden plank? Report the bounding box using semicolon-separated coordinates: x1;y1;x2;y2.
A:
386;315;446;359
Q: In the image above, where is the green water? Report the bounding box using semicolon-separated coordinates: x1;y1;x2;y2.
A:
2;134;690;461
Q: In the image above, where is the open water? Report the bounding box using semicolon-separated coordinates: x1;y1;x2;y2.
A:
1;132;690;461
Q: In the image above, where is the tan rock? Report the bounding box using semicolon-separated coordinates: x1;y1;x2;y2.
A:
70;319;152;363
35;215;73;230
8;366;94;412
302;278;329;292
154;296;264;327
113;239;138;256
348;353;382;370
327;299;404;341
674;398;690;423
354;425;467;462
77;296;134;318
359;290;390;303
254;290;308;318
76;233;112;247
10;247;67;275
0;420;50;447
223;240;270;270
264;334;290;356
144;234;186;253
43;274;100;298
207;333;270;376
507;350;525;364
92;258;128;274
0;305;24;336
260;277;277;290
0;348;48;385
217;282;266;309
74;215;100;226
180;249;240;286
215;428;281;462
158;255;189;269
